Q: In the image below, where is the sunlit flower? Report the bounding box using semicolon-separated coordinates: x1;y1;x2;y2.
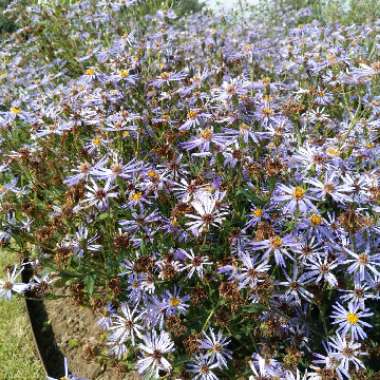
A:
331;302;373;340
137;330;174;377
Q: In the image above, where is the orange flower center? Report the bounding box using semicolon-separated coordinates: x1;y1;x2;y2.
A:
310;214;322;226
293;186;305;200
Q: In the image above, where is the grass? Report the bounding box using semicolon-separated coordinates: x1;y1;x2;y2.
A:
0;251;44;380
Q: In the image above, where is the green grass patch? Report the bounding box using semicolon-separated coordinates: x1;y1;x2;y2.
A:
0;251;44;380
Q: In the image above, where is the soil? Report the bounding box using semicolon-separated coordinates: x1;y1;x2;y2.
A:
42;288;141;380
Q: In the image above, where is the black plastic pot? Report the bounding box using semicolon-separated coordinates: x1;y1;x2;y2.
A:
22;262;66;379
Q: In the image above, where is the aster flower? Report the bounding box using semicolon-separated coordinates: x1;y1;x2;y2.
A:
367;273;380;300
343;246;380;281
70;226;102;257
123;190;150;209
272;184;317;215
0;266;29;300
310;350;344;380
109;68;140;86
307;171;348;203
0;177;18;200
285;369;308;380
254;102;280;126
187;355;220;380
179;109;212;131
82;178;118;210
137;330;174;377
331;302;373;340
339;281;371;310
91;155;143;182
179;248;212;279
236;251;271;289
251;234;297;267
293;236;325;263
213;78;247;102
180;127;232;153
185;191;229;236
249;353;282;379
157;154;189;180
327;334;366;374
350;62;380;81
161;287;190;316
151;70;187;88
244;206;268;230
298;213;333;242
224;123;266;145
303;255;339;287
97;303;117;331
313;87;334;105
279;265;314;304
108;303;145;346
340;173;369;204
198;328;232;369
119;209;161;236
292;143;327;173
84;134;109;154
107;336;128;359
63;161;93;187
172;177;207;203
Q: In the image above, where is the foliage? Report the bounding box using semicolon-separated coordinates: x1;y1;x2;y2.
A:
0;0;16;34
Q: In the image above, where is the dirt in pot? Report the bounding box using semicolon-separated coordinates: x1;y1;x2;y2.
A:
43;288;140;380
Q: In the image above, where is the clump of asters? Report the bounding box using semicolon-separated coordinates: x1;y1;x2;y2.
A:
1;0;380;379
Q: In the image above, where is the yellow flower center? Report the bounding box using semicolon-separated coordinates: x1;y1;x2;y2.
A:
92;136;101;146
326;147;339;157
130;192;142;202
119;69;129;78
123;131;130;138
169;297;181;307
263;94;272;102
200;128;213;140
262;107;274;117
85;68;95;76
262;77;271;86
310;214;322;226
10;106;21;114
253;208;263;217
187;110;198;119
147;170;159;180
271;236;283;249
293;186;305;200
346;312;359;325
160;71;171;80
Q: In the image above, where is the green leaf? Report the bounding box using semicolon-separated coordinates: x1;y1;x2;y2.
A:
98;212;110;221
242;303;266;314
83;274;96;296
